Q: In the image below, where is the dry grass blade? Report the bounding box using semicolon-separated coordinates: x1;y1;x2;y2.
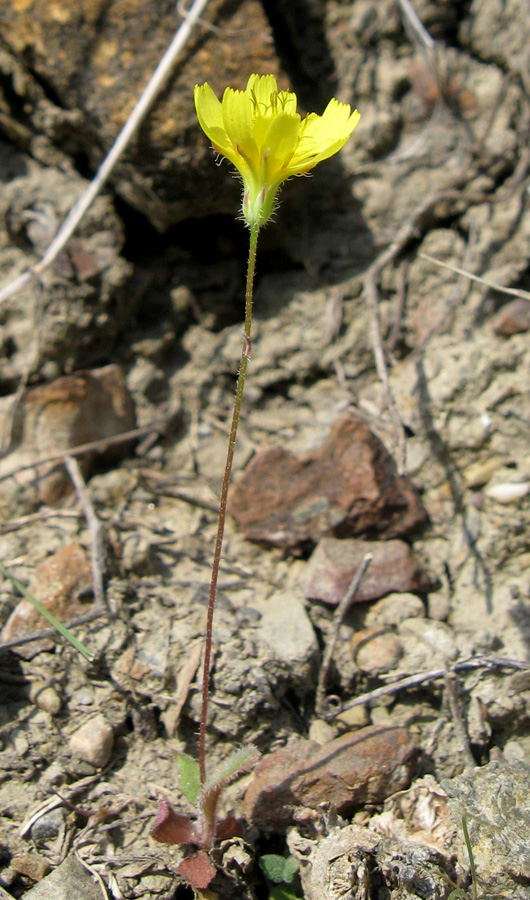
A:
419;252;530;302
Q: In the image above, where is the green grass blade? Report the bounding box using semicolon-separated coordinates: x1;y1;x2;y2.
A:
0;560;94;661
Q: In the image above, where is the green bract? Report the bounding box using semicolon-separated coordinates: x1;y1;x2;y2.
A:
194;73;360;228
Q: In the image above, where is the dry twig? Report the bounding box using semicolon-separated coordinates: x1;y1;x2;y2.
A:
64;456;107;612
333;655;528;718
316;552;373;719
0;420;166;484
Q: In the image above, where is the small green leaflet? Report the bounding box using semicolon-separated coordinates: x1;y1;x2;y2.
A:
177;754;201;806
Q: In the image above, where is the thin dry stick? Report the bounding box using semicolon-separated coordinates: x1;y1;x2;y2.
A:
64;456;106;612
315;552;372;719
0;0;212;306
419;252;530;302
0;420;166;484
416;222;478;349
334;654;528;717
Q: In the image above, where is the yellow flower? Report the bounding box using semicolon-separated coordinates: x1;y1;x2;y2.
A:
194;74;360;229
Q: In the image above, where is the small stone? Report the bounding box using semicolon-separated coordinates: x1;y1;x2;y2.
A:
31;808;66;846
398;617;458;667
493;298;530;336
254;592;318;676
69;714;113;768
463;456;502;488
30;684;62;715
11;853;50;882
0;364;136;506
484;481;530;504
308;719;337;745
365;592;425;627
121;533;154;574
336;704;370;730
303;537;431;605
427;592;451;621
353;629;403;674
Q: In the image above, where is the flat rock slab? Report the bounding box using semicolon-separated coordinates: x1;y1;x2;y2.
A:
229;415;426;549
444;760;530;900
303;536;431;605
21;855;102;900
244;725;418;832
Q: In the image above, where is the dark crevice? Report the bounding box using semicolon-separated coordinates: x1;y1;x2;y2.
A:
260;0;337;107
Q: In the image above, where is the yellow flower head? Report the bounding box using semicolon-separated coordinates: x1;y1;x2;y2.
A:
194;74;360;229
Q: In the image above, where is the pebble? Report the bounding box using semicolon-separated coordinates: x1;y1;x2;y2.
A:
121;533;154;574
336;704;370;731
31;808;65;846
365;592;425;627
352;629;403;674
11;853;50;882
69;714;114;768
493;298;530;336
303;537;431;605
308;719;337;745
398;617;458;664
30;684;62;715
229;413;427;548
427;592;451;622
484;481;530;504
463;456;502;488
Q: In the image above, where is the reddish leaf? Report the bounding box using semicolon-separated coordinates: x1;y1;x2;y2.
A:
151;796;199;845
178;851;217;890
217;814;244;841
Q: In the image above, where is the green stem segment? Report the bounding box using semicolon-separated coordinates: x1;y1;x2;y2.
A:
198;223;260;786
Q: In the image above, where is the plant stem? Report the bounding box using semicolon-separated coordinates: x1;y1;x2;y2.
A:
198;223;260;786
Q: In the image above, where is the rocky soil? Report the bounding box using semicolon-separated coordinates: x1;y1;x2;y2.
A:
1;0;530;898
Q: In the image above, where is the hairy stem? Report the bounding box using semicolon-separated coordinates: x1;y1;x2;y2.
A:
198;223;260;786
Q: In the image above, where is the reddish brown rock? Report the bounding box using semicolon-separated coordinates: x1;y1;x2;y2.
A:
2;364;136;505
493;298;530;336
229;415;427;548
0;544;92;657
303;537;431;605
243;726;418;832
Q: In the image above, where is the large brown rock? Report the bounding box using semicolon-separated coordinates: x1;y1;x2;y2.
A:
244;725;418;832
229;414;427;548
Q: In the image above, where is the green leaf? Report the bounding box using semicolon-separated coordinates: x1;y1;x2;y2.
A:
0;560;93;661
204;743;260;795
177;754;201;806
281;855;300;884
260;854;299;885
269;886;300;900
